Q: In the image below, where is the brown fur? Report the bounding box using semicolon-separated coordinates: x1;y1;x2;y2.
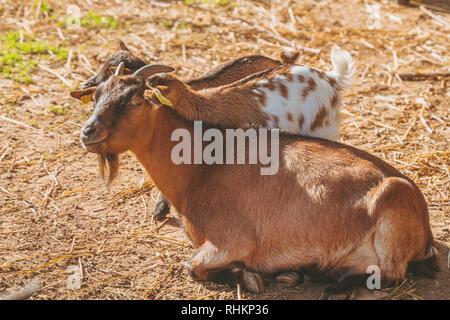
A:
279;82;289;99
298;114;305;130
297;74;305;83
310;105;329;131
82;42;147;89
76;72;439;293
287;112;294;122
145;73;271;129
302;77;317;101
310;67;326;79
328;76;338;89
144;63;320;130
266;79;278;91
280;50;300;65
331;92;340;109
187;55;283;90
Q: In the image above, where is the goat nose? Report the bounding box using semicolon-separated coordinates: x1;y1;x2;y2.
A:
83;124;96;137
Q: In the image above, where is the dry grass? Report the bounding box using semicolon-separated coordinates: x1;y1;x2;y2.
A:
0;0;449;300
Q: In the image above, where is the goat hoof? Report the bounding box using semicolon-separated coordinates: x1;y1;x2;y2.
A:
153;197;170;221
243;271;264;294
185;262;201;281
276;271;300;287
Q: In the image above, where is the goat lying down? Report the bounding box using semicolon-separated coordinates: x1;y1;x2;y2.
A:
147;45;353;142
75;41;300;220
76;42;353;220
71;65;439;298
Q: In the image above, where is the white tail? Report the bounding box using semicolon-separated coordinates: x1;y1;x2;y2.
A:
329;45;354;89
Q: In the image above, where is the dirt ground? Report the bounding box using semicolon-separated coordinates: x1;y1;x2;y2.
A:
0;0;448;300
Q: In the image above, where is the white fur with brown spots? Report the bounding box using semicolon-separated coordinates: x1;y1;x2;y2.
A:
147;45;354;141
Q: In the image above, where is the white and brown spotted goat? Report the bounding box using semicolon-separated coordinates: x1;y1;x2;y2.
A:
146;45;354;141
71;64;439;299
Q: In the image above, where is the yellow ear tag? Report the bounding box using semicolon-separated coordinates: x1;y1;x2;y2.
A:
154;88;173;107
81;92;94;106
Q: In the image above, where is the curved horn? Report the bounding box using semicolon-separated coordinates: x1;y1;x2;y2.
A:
115;61;125;76
133;64;175;79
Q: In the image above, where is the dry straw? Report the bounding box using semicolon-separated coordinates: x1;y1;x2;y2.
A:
0;0;448;300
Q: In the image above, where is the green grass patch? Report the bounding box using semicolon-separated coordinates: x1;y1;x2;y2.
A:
34;1;52;13
82;11;121;28
58;10;121;29
0;31;68;84
162;19;174;28
47;105;64;115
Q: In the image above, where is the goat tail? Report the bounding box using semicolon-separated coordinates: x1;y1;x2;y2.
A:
329;45;355;89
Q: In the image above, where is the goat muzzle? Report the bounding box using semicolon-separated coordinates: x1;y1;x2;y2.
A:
80;120;109;151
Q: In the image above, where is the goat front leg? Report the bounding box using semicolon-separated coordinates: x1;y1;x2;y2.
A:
153;192;171;221
186;241;264;293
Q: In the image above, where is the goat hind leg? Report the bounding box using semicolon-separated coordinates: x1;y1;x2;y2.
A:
372;177;433;283
153;192;171;221
208;261;264;293
186;242;264;293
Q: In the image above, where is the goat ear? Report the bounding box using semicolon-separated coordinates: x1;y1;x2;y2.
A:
109;65;133;75
153;87;173;106
70;87;96;104
133;64;175;79
119;40;130;52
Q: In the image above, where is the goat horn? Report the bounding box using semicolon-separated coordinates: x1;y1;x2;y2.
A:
133;64;175;79
115;61;125;76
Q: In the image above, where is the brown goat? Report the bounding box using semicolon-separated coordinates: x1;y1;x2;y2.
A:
71;65;439;298
76;41;298;221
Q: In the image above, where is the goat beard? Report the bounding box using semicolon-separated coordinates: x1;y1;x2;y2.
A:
97;153;119;187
